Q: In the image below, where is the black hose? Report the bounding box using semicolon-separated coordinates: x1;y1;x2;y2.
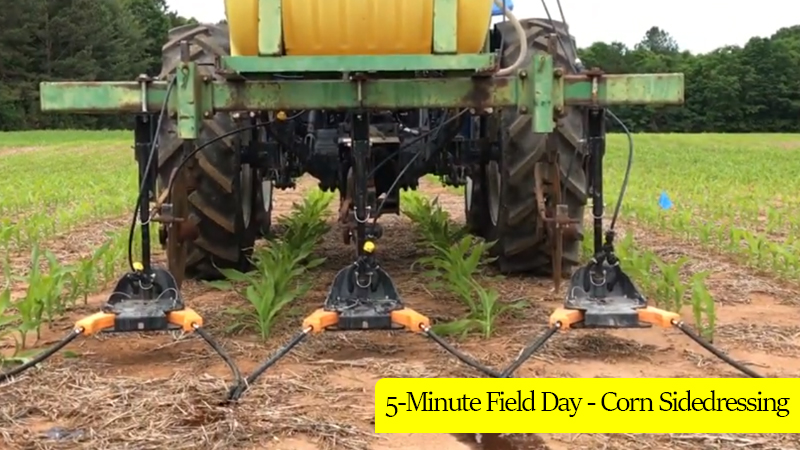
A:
424;327;502;378
500;324;559;377
192;325;243;387
673;320;764;378
366;109;465;181
0;328;82;383
371;110;469;222
127;76;176;272
227;329;310;401
163;111;306;204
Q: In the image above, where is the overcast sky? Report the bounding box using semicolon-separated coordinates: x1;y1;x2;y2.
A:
166;0;797;54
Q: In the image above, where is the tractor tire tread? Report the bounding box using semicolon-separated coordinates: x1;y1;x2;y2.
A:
156;23;259;281
491;18;588;275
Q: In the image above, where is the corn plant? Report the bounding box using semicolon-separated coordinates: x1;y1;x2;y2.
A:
206;240;324;339
402;191;468;247
690;271;716;341
206;190;332;339
0;285;22;366
603;134;800;282
277;188;334;250
419;236;523;338
404;193;517;338
0;135;136;249
608;231;717;340
68;240;112;305
12;245;75;346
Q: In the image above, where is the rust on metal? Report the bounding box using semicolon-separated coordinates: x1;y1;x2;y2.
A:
584;68;604;107
463;76;502;112
475;58;500;75
533;150;581;292
547;33;559;59
166;147;191;288
339;167;355;244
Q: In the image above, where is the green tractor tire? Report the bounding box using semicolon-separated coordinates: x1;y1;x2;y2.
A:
466;18;588;276
156;23;271;280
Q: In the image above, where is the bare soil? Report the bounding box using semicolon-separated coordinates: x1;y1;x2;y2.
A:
1;176;798;450
0;146;44;157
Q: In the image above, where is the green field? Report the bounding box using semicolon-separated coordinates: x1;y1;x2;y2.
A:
605;134;800;279
2;131;798;282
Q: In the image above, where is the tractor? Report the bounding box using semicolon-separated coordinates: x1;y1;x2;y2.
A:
11;0;757;400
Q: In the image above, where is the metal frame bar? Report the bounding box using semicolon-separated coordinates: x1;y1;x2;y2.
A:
219;54;499;73
39;56;684;140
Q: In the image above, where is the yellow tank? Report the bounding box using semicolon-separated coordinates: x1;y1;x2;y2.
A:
225;0;493;57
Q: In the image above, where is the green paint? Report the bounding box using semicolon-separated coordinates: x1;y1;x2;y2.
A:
221;54;497;73
433;0;458;54
561;73;684;106
40;82;146;113
532;52;554;133
176;62;199;140
258;0;282;56
39;57;685;136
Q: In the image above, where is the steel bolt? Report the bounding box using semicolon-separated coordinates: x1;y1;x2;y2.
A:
554;68;564;78
520;106;528;113
204;111;211;118
518;70;527;78
202;76;210;83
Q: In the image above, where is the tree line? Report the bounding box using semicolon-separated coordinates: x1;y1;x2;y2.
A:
580;26;800;133
0;0;196;130
0;1;797;133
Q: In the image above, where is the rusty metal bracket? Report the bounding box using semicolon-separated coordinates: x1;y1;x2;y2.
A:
533;152;581;293
583;68;605;108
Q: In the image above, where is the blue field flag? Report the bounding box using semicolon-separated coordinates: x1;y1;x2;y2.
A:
492;0;514;16
658;191;673;210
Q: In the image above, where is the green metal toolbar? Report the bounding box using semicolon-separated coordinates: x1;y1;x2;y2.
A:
39;53;684;140
218;54;498;74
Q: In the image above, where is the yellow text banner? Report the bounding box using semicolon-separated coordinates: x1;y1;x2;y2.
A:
374;378;797;433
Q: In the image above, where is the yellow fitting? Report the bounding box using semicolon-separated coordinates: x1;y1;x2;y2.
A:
363;241;375;253
276;111;287;121
132;262;144;271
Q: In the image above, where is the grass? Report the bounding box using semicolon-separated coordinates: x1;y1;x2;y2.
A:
0;130;130;148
